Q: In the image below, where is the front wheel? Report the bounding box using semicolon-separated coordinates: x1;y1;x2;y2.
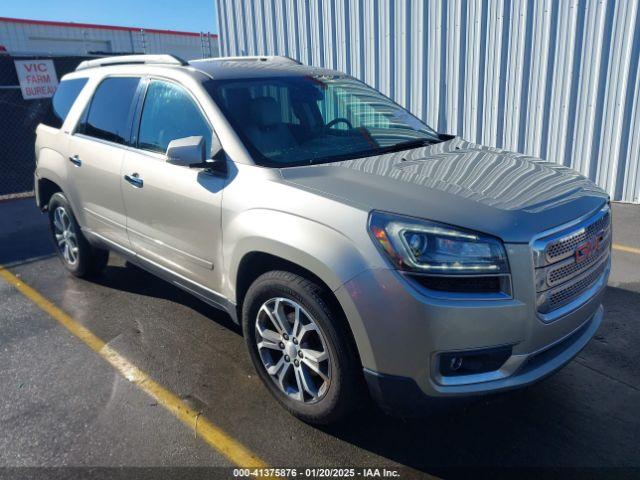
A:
48;192;109;278
242;270;362;425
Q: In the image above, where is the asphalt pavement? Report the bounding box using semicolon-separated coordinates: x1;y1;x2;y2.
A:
0;198;639;478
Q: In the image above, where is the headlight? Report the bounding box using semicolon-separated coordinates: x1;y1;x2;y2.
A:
368;211;509;275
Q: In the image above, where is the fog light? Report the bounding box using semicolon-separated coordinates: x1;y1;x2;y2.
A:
449;356;463;371
439;346;512;377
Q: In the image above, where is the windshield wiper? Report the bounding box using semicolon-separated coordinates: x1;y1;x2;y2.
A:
379;138;437;154
288;137;443;168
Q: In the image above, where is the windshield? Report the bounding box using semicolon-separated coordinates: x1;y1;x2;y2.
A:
205;75;444;167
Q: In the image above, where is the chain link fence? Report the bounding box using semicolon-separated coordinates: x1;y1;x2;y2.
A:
0;55;94;199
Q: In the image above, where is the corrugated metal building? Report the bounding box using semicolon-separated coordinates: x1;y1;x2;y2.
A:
216;0;640;203
0;17;219;60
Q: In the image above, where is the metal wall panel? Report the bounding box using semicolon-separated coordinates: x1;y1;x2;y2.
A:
217;0;640;202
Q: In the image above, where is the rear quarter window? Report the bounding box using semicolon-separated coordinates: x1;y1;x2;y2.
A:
44;78;88;129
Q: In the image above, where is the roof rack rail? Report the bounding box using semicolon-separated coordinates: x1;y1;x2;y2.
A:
76;54;188;71
192;55;301;65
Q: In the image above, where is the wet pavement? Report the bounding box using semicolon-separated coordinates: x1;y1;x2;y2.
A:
0;198;639;477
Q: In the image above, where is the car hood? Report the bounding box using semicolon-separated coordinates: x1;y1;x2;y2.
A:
278;137;609;243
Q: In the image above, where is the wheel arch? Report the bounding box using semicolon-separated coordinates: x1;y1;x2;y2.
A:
34;144;70;210
36;177;63;210
224;206;379;365
234;250;364;370
236;251;336;318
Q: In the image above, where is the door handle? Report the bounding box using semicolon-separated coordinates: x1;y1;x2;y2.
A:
68;155;82;167
124;173;143;188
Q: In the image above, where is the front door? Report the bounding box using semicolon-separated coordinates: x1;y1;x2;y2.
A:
121;78;226;289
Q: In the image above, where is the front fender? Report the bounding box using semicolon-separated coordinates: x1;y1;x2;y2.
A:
224;208;375;301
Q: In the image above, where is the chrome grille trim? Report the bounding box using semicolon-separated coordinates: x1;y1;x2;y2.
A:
536;253;609;315
532;204;611;321
532;205;610;268
538;232;611;290
544;211;610;264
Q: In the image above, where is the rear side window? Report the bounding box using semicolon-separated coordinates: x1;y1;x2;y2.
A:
137;80;212;154
79;77;139;145
45;78;88;129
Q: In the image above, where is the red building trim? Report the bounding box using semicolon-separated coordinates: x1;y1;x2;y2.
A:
0;16;217;38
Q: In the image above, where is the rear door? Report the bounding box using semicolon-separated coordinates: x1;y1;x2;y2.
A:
35;77;88;208
121;78;226;289
66;76;140;249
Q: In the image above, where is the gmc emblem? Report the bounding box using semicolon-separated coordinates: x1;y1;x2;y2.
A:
575;231;606;263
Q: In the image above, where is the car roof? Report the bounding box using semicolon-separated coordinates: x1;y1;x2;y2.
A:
188;57;341;80
62;55;343;83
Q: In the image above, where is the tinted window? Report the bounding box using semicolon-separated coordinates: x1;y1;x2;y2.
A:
138;80;212;154
45;78;88;129
80;77;139;144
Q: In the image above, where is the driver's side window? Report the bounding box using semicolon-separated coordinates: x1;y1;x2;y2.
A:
138;80;212;155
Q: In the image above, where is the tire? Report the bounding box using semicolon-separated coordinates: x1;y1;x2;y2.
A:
48;192;109;278
242;270;362;425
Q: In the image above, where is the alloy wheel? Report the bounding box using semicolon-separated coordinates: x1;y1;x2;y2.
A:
255;297;331;403
53;206;79;265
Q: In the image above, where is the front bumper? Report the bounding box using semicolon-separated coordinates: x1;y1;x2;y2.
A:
363;306;602;415
334;242;608;414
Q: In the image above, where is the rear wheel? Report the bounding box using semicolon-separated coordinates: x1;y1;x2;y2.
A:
48;192;109;278
242;270;361;425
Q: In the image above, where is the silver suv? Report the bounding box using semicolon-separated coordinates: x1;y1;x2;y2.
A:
35;55;611;424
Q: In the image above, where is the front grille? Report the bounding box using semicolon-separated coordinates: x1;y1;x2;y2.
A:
533;205;611;319
545;210;610;264
545;234;610;287
538;255;608;313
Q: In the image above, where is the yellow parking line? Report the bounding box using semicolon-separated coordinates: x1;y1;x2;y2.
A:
613;243;640;256
0;266;268;469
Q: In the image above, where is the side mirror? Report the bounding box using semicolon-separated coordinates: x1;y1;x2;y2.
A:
166;136;205;167
166;135;227;175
